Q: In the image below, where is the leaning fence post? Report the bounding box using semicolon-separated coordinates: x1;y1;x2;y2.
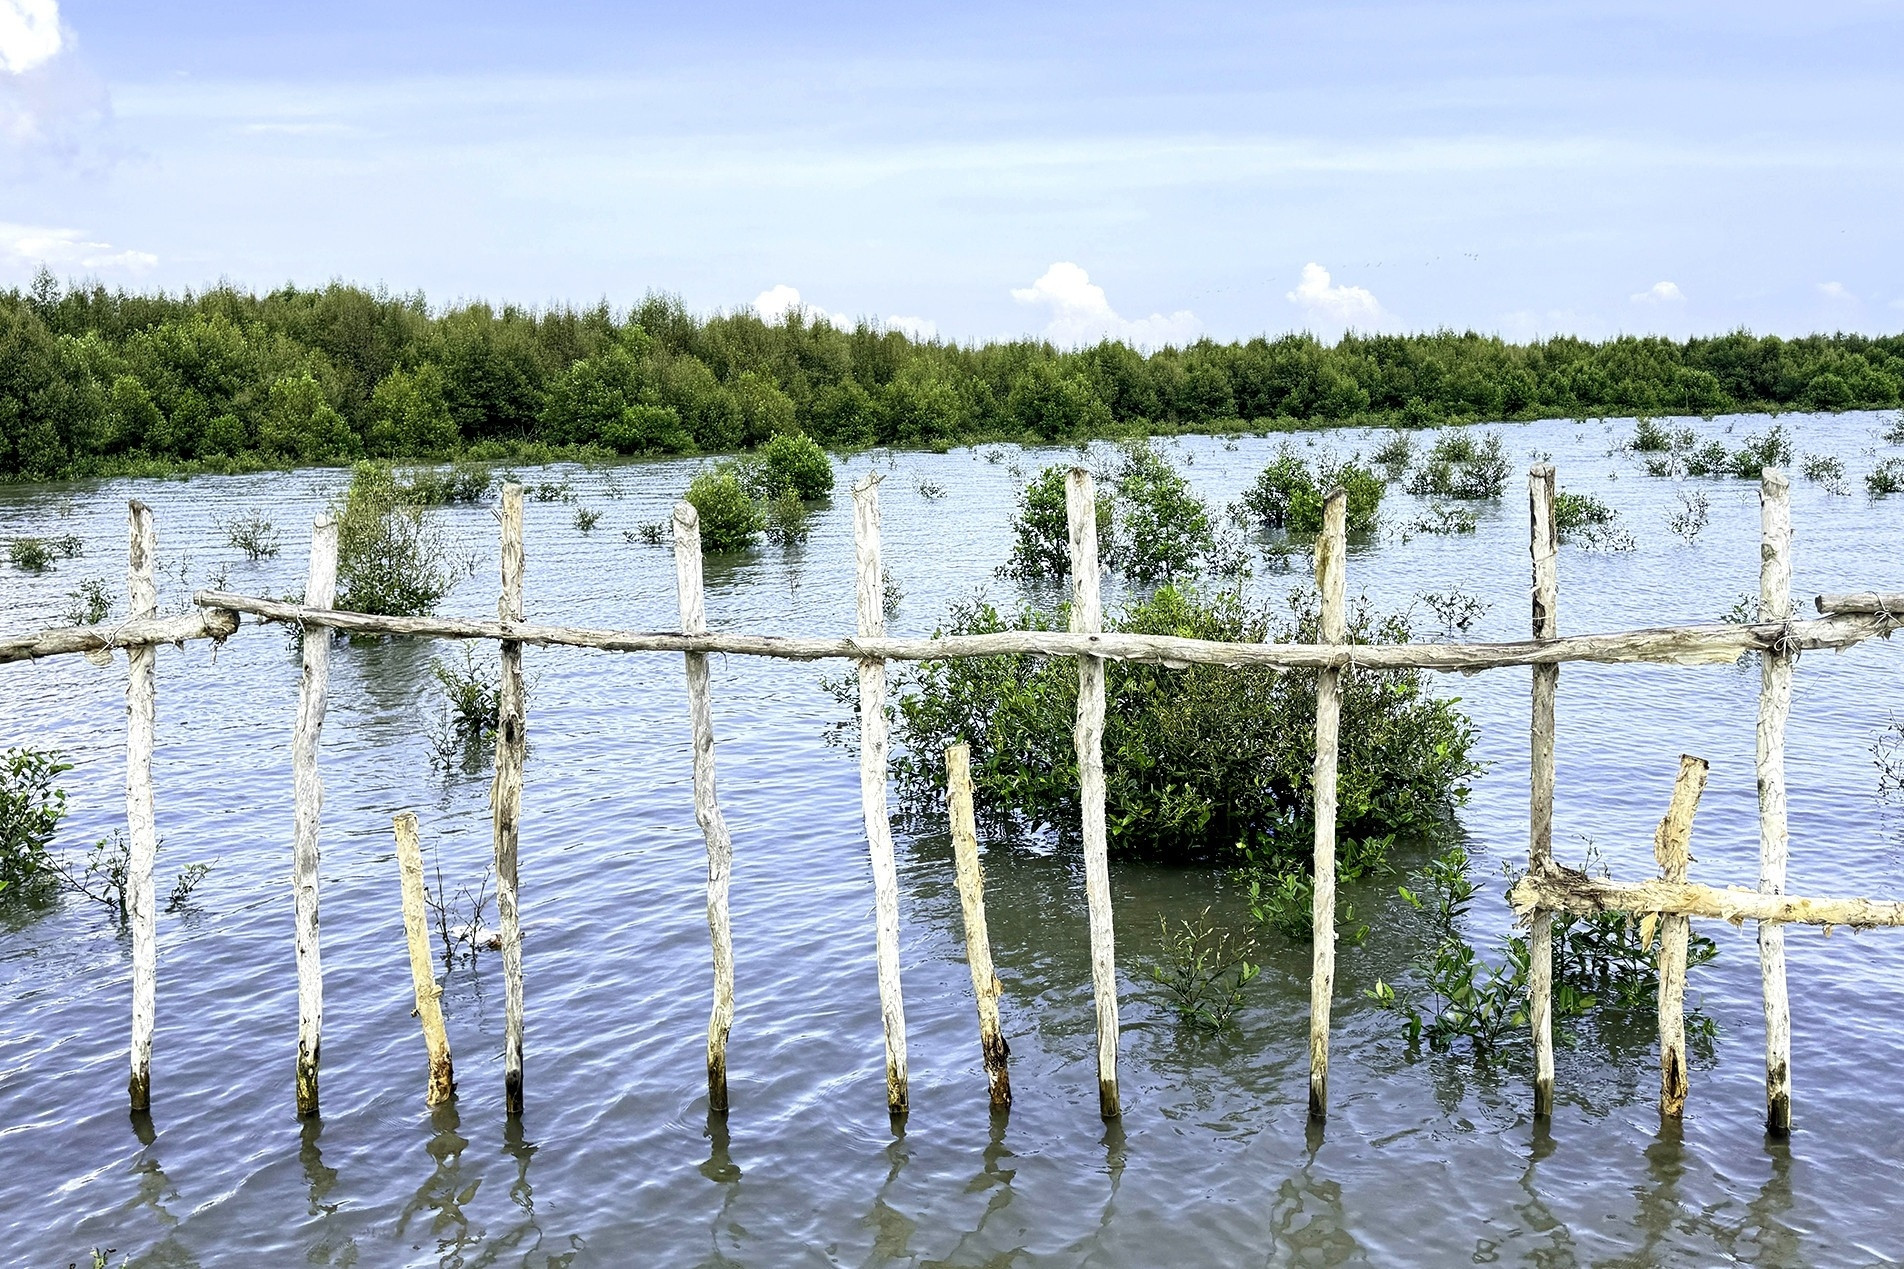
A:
1528;463;1559;1119
492;483;527;1116
945;742;1011;1108
673;501;737;1113
1655;754;1708;1118
1756;468;1794;1135
125;501;158;1112
851;473;909;1117
1066;467;1121;1121
392;812;455;1105
292;513;338;1117
1307;489;1347;1123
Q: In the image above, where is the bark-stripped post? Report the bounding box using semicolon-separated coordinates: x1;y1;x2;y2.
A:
1066;467;1121;1121
492;483;527;1116
851;473;909;1116
1654;755;1709;1118
673;501;736;1113
1757;468;1794;1136
292;514;338;1117
1307;490;1347;1123
392;812;455;1105
125;501;159;1111
945;742;1010;1108
1527;463;1559;1119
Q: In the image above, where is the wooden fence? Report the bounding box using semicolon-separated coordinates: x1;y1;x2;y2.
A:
4;467;1902;1137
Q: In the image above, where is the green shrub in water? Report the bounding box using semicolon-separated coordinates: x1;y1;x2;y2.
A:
0;747;69;897
685;465;765;552
1240;446;1383;536
1001;442;1234;584
334;461;466;616
891;584;1479;867
1405;430;1510;500
741;431;835;501
1868;458;1904;496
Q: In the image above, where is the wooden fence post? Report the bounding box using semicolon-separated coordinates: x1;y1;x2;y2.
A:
492;483;527;1116
1757;468;1794;1135
851;473;909;1116
945;742;1010;1108
392;812;455;1105
1066;467;1121;1121
1655;754;1708;1118
292;514;338;1117
673;501;737;1113
1307;489;1347;1123
125;501;158;1112
1528;463;1559;1119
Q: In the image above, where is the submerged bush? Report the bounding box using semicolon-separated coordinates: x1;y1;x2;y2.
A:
891;584;1479;867
1727;425;1794;479
7;533;81;573
1371;842;1717;1060
1002;442;1238;584
1240;447;1383;536
685;465;765;552
741;431;834;501
1801;453;1847;494
0;747;69;897
1405;430;1509;500
63;578;112;625
1148;909;1260;1031
763;488;810;547
1001;463;1109;581
220;509;282;560
400;460;495;506
334;462;466;616
1868;458;1904;496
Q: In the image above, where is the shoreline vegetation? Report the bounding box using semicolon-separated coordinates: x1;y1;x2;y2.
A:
4;272;1903;484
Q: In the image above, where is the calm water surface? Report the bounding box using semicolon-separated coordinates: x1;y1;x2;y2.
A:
4;414;1904;1267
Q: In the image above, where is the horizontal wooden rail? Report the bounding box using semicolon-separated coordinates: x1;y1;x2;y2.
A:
192;590;1895;672
0;608;239;666
1816;593;1904;617
1510;865;1904;930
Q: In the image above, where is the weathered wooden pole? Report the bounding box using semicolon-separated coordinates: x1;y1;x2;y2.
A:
851;473;909;1116
125;500;159;1112
492;483;527;1116
945;742;1011;1108
392;812;455;1105
1756;468;1794;1136
1307;489;1347;1123
1066;467;1121;1121
1654;754;1708;1119
292;514;338;1117
673;501;736;1113
1527;463;1559;1120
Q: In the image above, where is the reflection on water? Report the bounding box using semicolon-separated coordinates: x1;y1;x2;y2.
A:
6;416;1904;1264
396;1105;479;1265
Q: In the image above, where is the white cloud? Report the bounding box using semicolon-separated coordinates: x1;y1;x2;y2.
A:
1817;281;1855;301
0;0;59;75
1285;262;1387;332
884;314;937;341
751;283;854;328
753;284;936;338
1;221;156;273
1010;262;1199;349
1630;281;1684;304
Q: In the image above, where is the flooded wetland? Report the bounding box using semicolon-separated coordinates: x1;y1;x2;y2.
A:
5;412;1904;1267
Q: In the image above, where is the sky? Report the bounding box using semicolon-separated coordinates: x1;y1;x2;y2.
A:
1;0;1901;347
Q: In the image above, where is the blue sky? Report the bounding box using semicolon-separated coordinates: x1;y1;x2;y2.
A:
2;1;1900;345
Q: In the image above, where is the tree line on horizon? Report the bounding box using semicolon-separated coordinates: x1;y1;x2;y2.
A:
2;271;1901;482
